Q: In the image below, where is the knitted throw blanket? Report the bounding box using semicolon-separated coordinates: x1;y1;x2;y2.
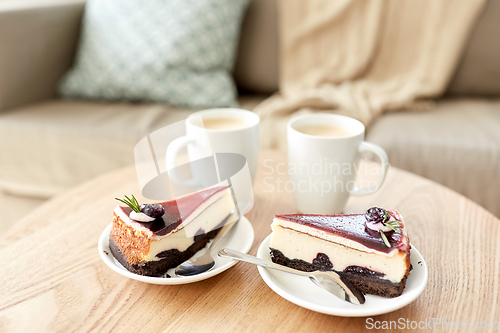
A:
255;0;486;148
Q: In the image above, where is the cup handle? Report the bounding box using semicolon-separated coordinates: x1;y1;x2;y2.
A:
165;135;200;188
348;141;389;196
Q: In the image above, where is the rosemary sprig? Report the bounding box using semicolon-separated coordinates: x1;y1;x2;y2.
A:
381;212;401;232
380;212;402;247
115;195;141;213
383;220;401;232
380;230;391;247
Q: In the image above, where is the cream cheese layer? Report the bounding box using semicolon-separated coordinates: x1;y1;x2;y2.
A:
270;225;408;282
149;191;237;260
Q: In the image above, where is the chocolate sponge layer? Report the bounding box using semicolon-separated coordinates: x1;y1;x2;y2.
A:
110;227;220;277
270;248;410;298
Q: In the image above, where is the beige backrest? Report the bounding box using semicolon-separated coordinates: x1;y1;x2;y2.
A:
234;0;279;94
446;0;500;96
0;1;85;112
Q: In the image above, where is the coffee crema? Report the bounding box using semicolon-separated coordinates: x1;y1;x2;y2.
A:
196;117;249;130
295;124;354;137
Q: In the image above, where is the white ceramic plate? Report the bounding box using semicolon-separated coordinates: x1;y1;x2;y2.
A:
98;216;254;284
257;234;428;316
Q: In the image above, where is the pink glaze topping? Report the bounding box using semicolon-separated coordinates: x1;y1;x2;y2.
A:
119;186;229;236
275;210;408;254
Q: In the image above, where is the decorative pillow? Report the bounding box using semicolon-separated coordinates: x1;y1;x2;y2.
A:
58;0;249;108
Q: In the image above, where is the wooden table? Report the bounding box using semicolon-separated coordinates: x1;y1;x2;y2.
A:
1;150;499;333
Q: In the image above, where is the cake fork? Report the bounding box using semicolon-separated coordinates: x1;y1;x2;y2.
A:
218;248;365;305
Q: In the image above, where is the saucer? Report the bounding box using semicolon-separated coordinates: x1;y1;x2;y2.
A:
257;234;428;316
98;216;254;285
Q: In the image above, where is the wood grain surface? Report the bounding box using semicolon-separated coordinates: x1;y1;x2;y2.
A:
0;150;499;333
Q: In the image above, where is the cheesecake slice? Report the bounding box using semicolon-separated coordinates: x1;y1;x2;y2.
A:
110;186;236;277
269;209;411;298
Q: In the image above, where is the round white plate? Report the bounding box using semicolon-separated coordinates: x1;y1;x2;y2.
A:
257;234;428;316
98;216;254;284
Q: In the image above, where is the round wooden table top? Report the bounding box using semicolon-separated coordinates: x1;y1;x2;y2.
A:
1;150;499;333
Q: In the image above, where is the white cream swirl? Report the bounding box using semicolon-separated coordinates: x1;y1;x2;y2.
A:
366;215;396;232
129;211;155;222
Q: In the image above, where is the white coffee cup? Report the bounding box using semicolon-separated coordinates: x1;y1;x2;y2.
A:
287;114;389;214
166;108;260;187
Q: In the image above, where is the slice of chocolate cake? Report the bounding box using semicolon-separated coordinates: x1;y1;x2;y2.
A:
269;208;411;298
110;186;236;277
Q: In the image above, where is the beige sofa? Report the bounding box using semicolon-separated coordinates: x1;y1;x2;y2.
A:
1;0;499;217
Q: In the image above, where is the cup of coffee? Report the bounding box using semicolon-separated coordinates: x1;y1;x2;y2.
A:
287;114;389;214
166;108;260;187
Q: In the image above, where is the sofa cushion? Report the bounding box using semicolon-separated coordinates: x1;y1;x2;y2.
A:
366;99;500;217
0;95;266;197
446;0;500;96
58;0;249;108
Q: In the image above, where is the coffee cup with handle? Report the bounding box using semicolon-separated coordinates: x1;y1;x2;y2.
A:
287;113;389;214
166;108;260;188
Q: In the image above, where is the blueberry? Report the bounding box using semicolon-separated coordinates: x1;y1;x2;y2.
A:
140;203;165;219
365;207;388;224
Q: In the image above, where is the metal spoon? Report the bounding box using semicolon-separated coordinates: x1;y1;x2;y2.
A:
218;248;365;305
175;211;239;276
